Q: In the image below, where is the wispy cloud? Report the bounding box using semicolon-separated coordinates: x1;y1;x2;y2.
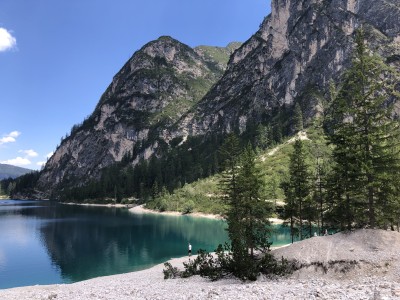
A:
36;161;46;167
19;149;38;157
0;27;17;52
0;131;21;145
1;145;40;167
0;157;31;166
46;152;54;159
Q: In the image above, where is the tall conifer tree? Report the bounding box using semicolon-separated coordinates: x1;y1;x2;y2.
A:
327;29;400;228
293;102;304;133
236;144;271;257
282;139;311;240
219;138;272;280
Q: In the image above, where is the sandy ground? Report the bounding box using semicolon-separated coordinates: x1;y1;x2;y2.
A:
62;202;130;208
261;131;309;160
129;205;284;224
129;204;224;220
1;229;400;299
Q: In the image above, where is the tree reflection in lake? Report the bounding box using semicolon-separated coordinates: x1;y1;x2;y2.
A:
38;204;228;282
0;200;293;288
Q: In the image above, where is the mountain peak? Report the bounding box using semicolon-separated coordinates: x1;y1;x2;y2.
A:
156;35;177;42
36;36;236;194
137;35;195;64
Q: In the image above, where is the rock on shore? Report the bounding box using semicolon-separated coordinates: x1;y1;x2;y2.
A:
1;229;400;299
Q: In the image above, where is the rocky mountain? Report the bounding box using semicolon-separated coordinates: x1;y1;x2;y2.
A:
179;0;400;137
36;0;400;197
37;38;239;193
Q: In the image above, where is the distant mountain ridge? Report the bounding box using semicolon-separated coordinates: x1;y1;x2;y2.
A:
0;164;32;180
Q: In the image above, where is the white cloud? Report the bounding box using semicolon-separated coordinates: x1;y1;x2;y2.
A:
0;157;31;166
0;131;21;145
9;131;20;138
19;149;38;157
35;152;53;169
0;136;16;144
0;27;17;52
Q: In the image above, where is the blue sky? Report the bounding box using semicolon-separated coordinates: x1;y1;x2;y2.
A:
0;0;271;170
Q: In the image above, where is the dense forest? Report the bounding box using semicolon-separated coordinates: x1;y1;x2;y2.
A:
1;101;294;203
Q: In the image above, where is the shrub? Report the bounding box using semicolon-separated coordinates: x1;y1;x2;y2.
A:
159;199;169;212
163;262;180;279
163;244;298;282
181;200;195;214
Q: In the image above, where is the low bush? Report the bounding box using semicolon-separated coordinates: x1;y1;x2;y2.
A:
163;247;359;282
163;243;297;282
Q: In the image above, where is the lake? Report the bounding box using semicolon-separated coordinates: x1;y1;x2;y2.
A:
0;200;293;289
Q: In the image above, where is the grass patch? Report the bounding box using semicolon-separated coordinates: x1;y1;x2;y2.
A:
147;124;332;215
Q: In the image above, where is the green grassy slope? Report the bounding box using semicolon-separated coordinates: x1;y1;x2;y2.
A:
194;42;242;67
146;123;331;215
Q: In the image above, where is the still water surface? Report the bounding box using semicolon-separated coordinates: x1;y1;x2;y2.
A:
0;200;292;289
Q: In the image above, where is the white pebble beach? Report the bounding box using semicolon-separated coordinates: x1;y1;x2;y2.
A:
1;229;400;299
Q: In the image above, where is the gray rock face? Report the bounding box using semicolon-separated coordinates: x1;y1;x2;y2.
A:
179;0;400;136
37;37;236;193
37;0;400;195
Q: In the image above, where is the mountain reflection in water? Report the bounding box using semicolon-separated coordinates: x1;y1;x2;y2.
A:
0;200;228;288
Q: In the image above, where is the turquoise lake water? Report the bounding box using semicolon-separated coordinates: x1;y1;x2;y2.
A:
0;200;293;289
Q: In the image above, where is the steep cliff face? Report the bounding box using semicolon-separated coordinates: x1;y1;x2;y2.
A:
37;0;400;196
180;0;400;136
37;37;238;192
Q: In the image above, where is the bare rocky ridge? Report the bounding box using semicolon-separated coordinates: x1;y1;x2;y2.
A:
1;229;399;299
179;0;400;136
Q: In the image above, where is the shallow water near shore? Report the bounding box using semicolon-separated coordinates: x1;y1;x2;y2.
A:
0;200;293;289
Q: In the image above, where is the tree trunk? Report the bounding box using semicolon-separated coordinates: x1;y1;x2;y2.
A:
368;181;375;228
346;193;351;230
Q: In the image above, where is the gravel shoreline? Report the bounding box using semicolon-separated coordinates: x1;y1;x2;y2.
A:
129;205;284;224
1;229;399;299
129;204;224;220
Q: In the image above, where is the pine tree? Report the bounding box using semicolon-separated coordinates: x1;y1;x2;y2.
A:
236;144;271;257
282;139;311;241
219;137;272;280
218;134;248;278
255;124;270;150
313;152;330;234
273;121;283;143
219;134;242;205
327;29;400;228
293;102;304;133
